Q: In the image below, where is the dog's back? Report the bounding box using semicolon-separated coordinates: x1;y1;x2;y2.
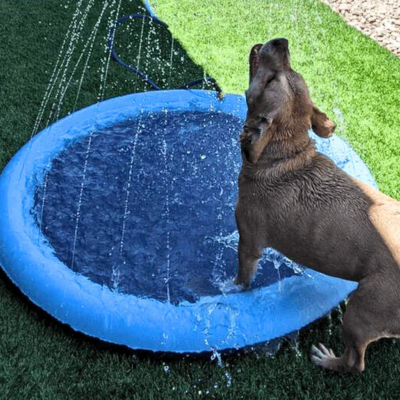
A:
353;178;400;267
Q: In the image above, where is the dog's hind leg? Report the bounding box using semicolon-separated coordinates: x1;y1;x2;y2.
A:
311;277;393;373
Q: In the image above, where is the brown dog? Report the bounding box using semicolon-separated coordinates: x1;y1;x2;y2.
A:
234;38;400;373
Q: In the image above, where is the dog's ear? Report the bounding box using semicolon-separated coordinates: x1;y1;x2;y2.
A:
249;43;263;84
240;119;274;164
311;105;336;137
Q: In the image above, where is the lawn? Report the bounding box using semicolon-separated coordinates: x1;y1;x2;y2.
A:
1;0;400;399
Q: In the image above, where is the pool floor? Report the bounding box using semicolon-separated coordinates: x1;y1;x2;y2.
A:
34;111;296;304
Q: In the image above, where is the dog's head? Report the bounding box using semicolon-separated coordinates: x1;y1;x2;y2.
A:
241;38;336;163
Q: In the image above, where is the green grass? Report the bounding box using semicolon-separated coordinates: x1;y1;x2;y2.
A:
152;0;400;199
1;0;400;399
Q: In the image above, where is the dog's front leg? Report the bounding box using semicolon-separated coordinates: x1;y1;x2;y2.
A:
233;237;263;290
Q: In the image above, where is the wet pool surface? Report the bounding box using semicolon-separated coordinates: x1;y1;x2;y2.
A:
33;111;296;304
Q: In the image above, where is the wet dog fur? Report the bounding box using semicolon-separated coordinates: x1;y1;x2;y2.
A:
234;38;400;373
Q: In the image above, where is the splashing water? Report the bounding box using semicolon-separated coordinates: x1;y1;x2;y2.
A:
211;350;233;388
35;111;304;304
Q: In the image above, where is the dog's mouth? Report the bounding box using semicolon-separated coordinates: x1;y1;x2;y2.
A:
240;125;262;143
239;116;275;164
240;115;273;142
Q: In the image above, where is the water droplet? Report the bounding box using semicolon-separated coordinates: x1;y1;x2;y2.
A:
225;371;232;387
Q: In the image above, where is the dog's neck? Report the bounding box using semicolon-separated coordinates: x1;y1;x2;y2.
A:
263;128;315;160
241;127;316;176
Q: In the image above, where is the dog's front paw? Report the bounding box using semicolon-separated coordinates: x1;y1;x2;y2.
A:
233;276;251;291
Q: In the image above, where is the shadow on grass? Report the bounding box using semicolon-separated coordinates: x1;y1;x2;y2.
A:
0;0;220;170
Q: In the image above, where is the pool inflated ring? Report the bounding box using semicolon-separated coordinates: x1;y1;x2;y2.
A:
0;90;377;352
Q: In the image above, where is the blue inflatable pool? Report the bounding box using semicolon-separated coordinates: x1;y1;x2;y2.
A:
0;90;377;352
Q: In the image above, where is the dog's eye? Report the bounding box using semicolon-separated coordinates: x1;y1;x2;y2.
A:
265;75;276;87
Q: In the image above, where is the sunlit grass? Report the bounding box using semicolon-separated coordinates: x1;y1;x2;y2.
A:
153;0;400;199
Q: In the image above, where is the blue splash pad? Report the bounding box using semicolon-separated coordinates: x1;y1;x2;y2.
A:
0;90;377;352
33;111;296;305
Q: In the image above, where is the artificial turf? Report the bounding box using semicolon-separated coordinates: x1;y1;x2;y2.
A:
152;0;400;199
1;0;400;399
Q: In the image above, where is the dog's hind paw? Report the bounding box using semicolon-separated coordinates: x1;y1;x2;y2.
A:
310;343;337;370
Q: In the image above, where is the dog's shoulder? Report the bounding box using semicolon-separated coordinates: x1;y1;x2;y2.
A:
290;152;368;205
